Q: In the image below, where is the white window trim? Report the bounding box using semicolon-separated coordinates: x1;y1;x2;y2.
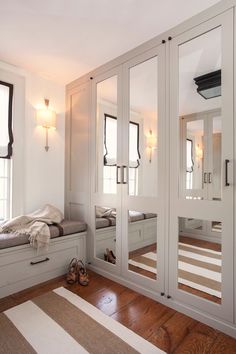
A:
0;68;25;218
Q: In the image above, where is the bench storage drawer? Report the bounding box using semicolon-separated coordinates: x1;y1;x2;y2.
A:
0;232;86;298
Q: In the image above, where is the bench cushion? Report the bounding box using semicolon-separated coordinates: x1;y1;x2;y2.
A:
0;220;87;249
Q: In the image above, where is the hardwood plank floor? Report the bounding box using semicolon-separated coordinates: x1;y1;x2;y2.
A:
1;271;236;354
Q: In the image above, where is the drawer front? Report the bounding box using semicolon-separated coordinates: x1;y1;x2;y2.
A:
0;236;86;289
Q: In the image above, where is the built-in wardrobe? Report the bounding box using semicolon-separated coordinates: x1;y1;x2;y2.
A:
65;0;236;338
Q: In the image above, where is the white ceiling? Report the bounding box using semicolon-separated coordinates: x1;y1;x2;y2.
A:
0;0;220;85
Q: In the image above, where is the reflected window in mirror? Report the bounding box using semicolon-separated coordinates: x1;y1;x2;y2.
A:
186;139;194;189
103;114;140;195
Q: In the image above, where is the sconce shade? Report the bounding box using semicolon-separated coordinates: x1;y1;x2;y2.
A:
196;144;203;160
146;134;157;149
146;130;157;163
36;108;56;129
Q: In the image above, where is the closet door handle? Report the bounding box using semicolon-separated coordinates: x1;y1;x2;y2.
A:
204;172;208;184
116;166;121;184
208;173;212;184
122;166;127;184
225;159;230;186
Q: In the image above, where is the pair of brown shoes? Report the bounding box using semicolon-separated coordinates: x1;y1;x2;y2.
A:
66;258;89;286
104;248;116;264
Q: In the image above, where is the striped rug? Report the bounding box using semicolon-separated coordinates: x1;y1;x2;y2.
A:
0;287;164;354
128;243;222;298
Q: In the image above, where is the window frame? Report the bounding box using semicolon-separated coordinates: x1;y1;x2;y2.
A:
0;80;14;159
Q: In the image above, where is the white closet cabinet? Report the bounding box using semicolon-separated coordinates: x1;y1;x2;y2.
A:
66;0;236;338
169;10;234;322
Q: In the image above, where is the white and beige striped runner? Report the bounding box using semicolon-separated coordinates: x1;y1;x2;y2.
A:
0;287;164;354
128;242;222;298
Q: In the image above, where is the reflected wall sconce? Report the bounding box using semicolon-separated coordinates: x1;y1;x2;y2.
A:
36;99;56;152
146;129;157;163
195;143;203;168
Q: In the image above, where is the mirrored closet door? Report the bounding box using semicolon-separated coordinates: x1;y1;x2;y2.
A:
90;67;123;273
121;46;166;292
169;10;234;321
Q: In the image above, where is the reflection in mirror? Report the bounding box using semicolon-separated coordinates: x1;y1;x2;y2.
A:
128;211;157;280
179;26;222;201
212;115;222;200
178;217;222;304
95;206;116;265
129;56;158;197
96;76;118;194
185;120;204;192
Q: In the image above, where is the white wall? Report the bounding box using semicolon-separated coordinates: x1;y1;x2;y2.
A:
0;61;65;215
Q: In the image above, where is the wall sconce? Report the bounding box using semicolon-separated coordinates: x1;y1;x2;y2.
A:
195;143;203;168
146;129;157;163
36;99;56;152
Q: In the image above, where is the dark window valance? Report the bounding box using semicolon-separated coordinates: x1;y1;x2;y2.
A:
0;80;13;159
103;113;140;168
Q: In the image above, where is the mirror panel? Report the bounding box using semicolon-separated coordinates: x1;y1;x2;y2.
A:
96;76;118;194
212;115;222;200
95;206;117;265
129;56;158;197
128;210;157;280
179;26;222;201
178;217;222;304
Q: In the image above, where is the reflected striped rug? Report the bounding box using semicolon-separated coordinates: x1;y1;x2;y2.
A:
0;287;164;354
128;243;222;298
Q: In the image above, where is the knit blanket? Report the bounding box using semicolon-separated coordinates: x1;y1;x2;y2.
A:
0;204;63;249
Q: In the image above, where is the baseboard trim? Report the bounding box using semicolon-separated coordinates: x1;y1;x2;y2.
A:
88;265;236;339
0;267;66;298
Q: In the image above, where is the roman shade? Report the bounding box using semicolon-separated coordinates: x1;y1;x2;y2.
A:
104;113;140;168
0;81;13;159
186;139;194;172
129;122;140;168
104;114;117;166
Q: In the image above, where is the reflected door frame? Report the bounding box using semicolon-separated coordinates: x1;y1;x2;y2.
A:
180;108;221;200
169;10;234;321
121;45;167;293
90;66;123;275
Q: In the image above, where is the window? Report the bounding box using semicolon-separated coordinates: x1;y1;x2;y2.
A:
103;114;140;194
0;80;13;220
0;159;11;221
186;139;193;189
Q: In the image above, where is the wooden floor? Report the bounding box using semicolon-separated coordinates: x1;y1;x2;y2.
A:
1;271;236;353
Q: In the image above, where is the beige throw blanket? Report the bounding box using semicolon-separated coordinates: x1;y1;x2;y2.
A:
0;204;63;249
